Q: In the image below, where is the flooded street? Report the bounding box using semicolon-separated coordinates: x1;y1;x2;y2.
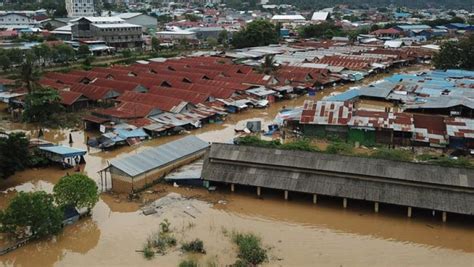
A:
1;66;474;266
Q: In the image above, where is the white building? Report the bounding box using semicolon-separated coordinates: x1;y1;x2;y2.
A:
66;0;95;18
270;15;306;24
0;13;38;30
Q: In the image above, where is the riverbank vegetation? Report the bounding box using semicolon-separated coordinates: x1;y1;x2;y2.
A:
0;174;98;240
142;219;177;260
231;231;268;266
0;132;50;179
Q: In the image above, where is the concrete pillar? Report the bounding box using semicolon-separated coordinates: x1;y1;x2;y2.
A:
442;211;447;223
374;202;379;213
230;183;235;192
313;194;317;204
343;198;347;209
284;190;288;200
407;207;412;218
257;186;261;197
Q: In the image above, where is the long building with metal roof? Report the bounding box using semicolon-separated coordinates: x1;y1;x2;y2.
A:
202;143;474;218
100;135;209;193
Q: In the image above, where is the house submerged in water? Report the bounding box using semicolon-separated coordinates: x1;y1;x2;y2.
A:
99;135;209;193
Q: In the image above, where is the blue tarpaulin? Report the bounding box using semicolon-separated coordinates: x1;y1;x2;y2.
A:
39;146;87;158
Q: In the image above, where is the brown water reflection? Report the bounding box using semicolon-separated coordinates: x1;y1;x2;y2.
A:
3;66;473;266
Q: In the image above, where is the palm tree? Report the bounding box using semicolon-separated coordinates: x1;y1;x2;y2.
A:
258;55;278;75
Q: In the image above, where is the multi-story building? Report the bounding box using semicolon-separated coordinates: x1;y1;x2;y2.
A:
71;17;143;50
66;0;95;18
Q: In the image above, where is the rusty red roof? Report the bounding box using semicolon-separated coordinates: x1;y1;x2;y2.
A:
59;91;84;106
117;91;188;113
300;100;354;125
91;78;143;94
70;84;119;101
149;87;210;104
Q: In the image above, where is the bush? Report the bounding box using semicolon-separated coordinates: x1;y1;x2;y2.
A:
326;142;353;155
179;259;198;267
181;239;205;254
232;232;267;266
147;232;176;253
235;136;281;148
142;244;155;260
370;148;413;162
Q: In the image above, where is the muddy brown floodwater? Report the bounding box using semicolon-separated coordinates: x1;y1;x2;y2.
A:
1;66;474;267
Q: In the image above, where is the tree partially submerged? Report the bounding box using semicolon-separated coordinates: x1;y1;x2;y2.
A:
22;87;63;123
0;132;31;179
0;191;63;239
53;174;99;213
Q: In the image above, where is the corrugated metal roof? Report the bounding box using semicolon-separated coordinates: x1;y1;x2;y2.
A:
39;145;87;157
107;135;209;177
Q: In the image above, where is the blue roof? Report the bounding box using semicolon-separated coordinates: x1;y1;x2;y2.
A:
326;89;360;101
39;145;87;157
396;25;431;31
116;128;149;139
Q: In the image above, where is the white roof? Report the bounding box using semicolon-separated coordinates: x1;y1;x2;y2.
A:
93;23;141;29
71;16;124;23
156;31;195;35
271;15;306;21
384;40;403;48
116;13;143;19
311;11;329;21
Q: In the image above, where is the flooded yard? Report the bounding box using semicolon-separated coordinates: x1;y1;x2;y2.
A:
2;66;473;266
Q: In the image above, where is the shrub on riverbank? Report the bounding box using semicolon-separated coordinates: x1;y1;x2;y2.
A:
181;239;205;254
231;232;268;266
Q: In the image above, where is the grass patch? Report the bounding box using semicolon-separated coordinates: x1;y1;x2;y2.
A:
235;136;318;152
181;239;206;254
179;259;199;267
231;232;268;266
325;141;353;155
370;148;413;161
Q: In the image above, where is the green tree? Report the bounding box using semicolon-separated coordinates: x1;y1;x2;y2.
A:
231;20;278;49
298;22;343;39
52;44;75;64
53;174;99;213
433;36;474;70
23;87;63;123
77;44;91;58
206;37;218;47
151;37;160;52
0;191;63;239
0;54;11;71
32;44;51;66
217;30;229;46
0;132;30;179
19;53;41;93
184;13;200;22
